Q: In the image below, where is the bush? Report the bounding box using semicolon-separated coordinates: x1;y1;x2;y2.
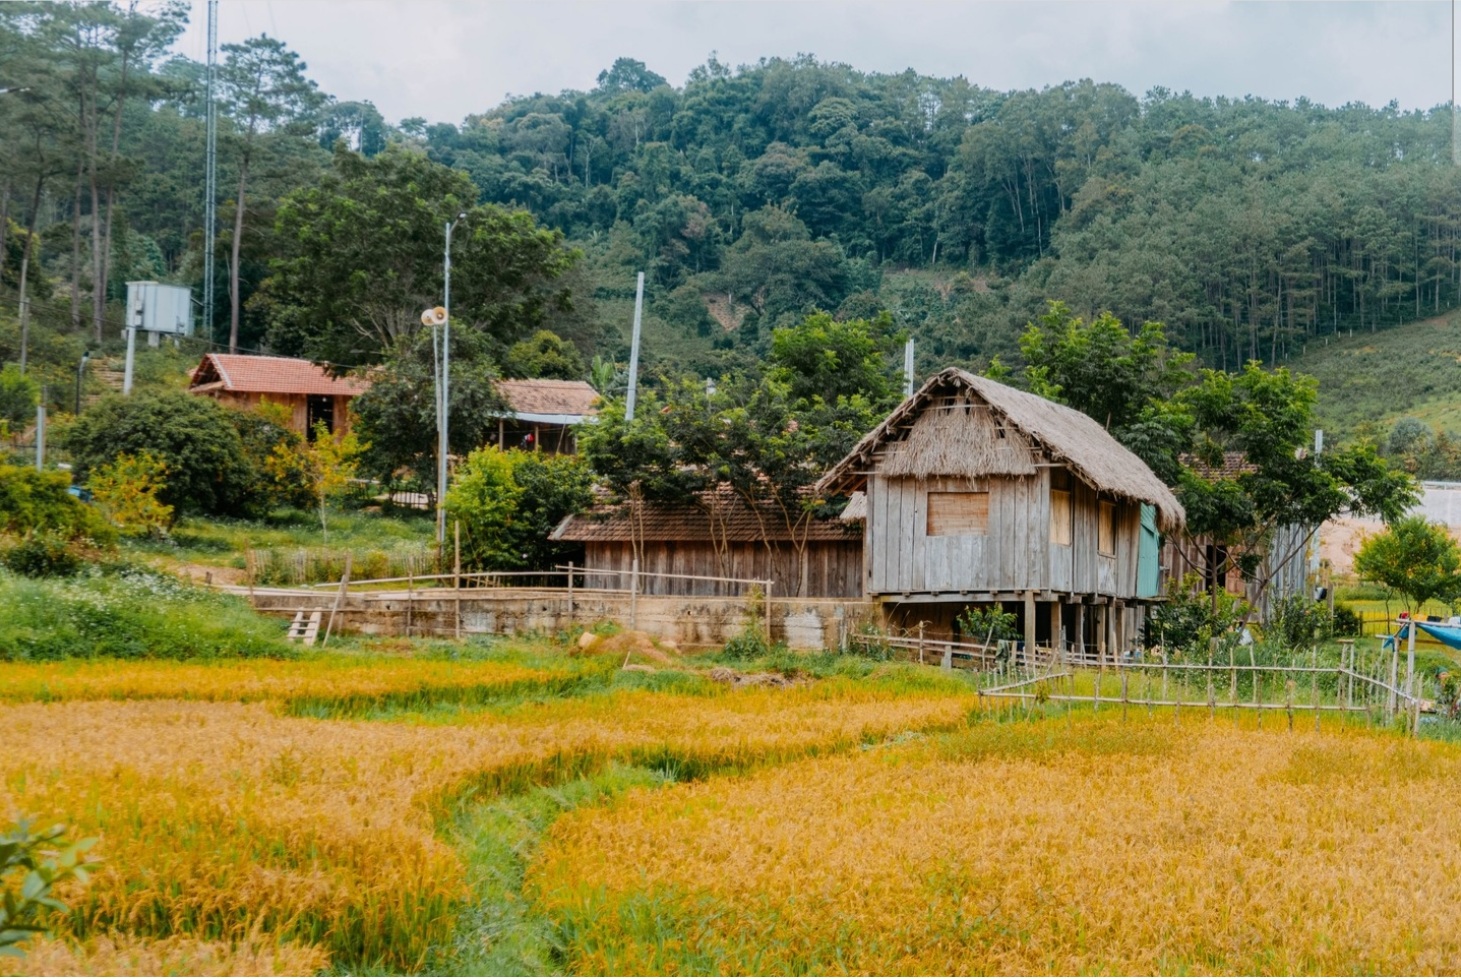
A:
1267;594;1335;648
1;533;86;577
0;818;99;956
1148;572;1253;653
87;451;172;537
0;465;114;544
1332;603;1363;637
62;392;260;519
0;567;295;661
445;447;593;571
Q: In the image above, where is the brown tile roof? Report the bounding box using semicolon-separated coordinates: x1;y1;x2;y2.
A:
1183;451;1256;480
496;379;599;419
190;354;368;398
552;494;860;543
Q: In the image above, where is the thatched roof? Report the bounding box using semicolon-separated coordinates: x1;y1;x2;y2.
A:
816;367;1186;532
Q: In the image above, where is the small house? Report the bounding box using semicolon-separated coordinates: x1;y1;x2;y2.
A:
550;489;863;598
491;379;599;454
189;354;366;437
817;368;1185;657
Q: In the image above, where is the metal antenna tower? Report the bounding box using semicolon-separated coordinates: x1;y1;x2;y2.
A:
203;0;218;338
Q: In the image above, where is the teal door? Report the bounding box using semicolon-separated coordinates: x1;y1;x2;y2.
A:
1138;504;1160;599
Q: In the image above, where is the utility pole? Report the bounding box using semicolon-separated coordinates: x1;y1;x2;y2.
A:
903;337;915;398
435;213;466;549
625;271;644;421
203;0;218;339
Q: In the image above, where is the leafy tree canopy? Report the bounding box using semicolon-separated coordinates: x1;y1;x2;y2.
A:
1354;516;1461;614
261;144;579;368
60;393;259;519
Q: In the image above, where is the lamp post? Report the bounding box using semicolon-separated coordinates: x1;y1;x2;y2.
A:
430;212;468;549
75;350;90;415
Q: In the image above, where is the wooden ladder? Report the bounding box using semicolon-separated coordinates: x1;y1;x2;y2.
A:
287;610;323;646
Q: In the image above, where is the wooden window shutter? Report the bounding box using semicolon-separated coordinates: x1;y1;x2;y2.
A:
927;491;989;536
1050;489;1072;546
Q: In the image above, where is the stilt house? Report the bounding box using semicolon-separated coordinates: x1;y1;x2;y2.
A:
817;368;1185;657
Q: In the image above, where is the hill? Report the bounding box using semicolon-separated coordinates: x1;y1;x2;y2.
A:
1287;310;1461;441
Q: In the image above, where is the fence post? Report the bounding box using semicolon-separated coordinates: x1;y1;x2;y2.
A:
764;579;774;647
453;520;462;640
917;621;925;665
630;554;639;630
566;561;575;624
406;569;414;638
322;553;352;648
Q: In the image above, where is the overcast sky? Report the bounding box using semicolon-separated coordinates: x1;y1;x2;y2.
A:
173;1;1459;125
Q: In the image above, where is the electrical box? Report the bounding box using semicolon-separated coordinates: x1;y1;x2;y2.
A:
125;281;194;336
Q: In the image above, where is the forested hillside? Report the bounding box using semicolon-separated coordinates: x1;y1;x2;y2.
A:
4;3;1461;390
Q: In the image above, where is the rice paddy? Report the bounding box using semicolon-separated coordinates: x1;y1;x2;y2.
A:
7;641;1461;975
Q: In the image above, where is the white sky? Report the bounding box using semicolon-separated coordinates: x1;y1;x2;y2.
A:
172;1;1460;125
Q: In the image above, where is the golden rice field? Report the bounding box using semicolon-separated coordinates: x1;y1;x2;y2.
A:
0;654;569;706
531;716;1461;976
11;642;1461;977
0;652;977;974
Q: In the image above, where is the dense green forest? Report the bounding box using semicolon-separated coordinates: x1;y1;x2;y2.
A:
5;1;1461;393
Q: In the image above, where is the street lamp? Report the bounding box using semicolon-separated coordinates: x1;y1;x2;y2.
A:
421;212;468;549
75;350;90;415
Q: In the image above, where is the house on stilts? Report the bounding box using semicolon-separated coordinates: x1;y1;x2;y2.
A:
816;367;1185;659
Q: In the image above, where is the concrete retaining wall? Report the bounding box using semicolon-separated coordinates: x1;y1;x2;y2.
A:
245;586;873;651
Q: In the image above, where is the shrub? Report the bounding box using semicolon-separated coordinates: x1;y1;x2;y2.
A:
1267;594;1334;648
0;819;99;957
1332;602;1363;637
1148;572;1252;653
0;364;39;430
955;605;1019;644
0;465;113;543
87;451;173;537
0;567;294;661
1;533;85;577
62;393;259;519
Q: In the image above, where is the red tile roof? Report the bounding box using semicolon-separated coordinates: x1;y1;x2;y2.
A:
1184;451;1257;480
190;354;368;398
496;379;599;419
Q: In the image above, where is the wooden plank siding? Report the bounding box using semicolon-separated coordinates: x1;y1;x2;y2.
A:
582;540;863;599
868;466;1145;601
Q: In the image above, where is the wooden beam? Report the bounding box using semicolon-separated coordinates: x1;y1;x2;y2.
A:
1050;600;1064;658
1024;590;1036;658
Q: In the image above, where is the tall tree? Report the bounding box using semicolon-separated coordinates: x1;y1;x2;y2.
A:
218;34;321;352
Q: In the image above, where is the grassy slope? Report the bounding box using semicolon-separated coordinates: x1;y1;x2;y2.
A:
1287;309;1461;439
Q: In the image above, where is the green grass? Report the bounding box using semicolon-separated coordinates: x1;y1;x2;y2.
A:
0;565;295;660
1285;308;1461;439
127;507;438;583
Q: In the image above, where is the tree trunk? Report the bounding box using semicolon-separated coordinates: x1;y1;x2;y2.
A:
228;163;249;354
17;172;45;373
98;39;133;340
89;144;105;344
0;177;10;277
70;164;84;330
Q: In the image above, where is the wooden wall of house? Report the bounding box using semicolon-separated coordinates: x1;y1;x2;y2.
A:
1163;525;1311;620
866;466;1141;599
202;391;354;436
581;540;863;598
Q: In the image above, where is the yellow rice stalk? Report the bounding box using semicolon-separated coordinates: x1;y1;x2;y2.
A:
531;717;1461;976
0;657;563;704
0;681;976;971
2;934;327;977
